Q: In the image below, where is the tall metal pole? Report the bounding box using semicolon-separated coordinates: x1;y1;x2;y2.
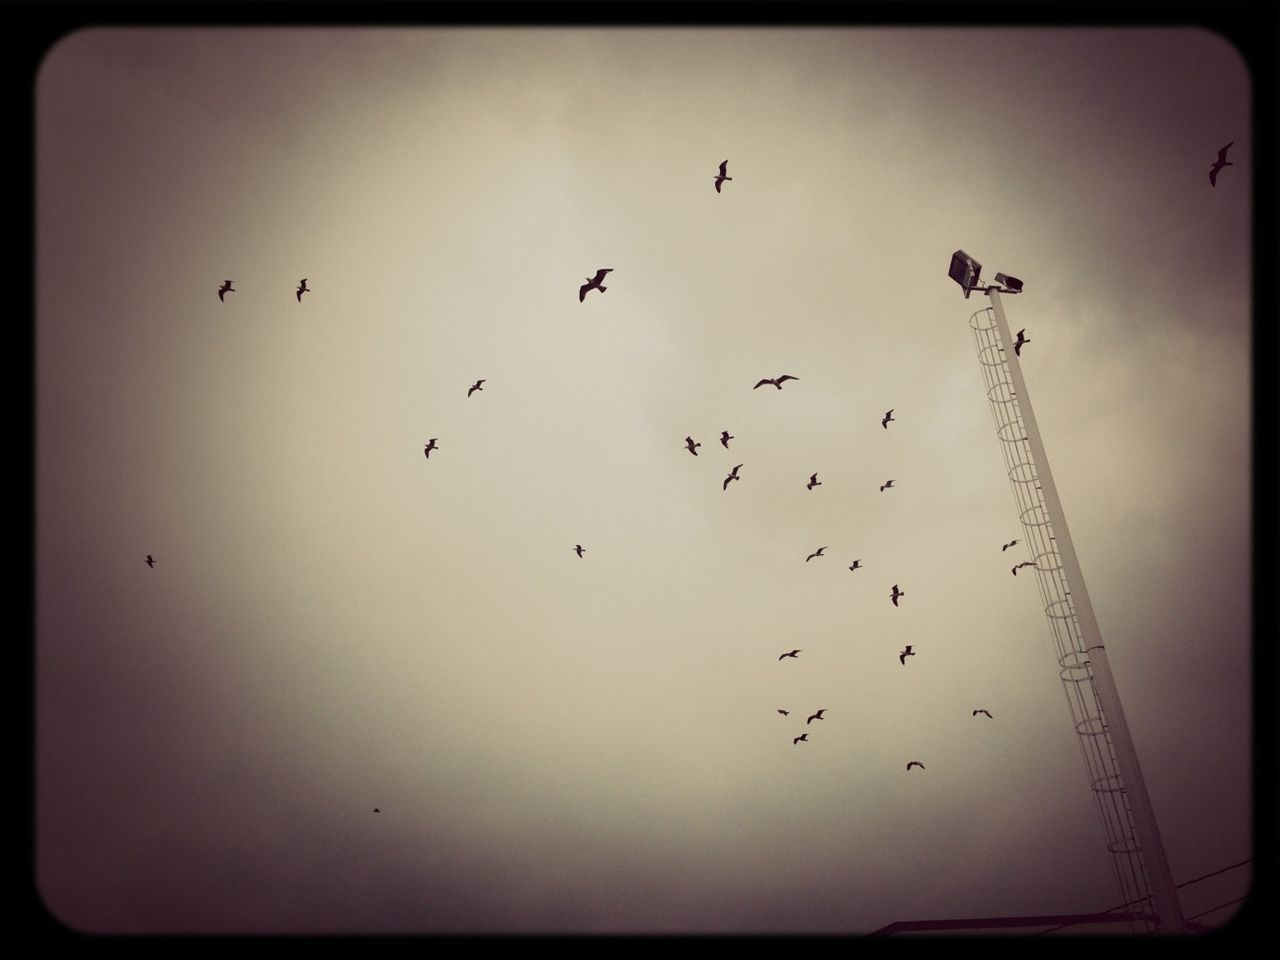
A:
984;287;1186;933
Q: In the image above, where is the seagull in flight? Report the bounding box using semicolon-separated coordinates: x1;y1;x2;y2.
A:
373;808;381;813
890;584;905;606
880;479;896;492
906;761;925;771
720;430;734;448
899;644;914;665
579;268;612;302
848;559;862;571
777;709;790;716
685;436;701;456
145;554;156;568
1012;561;1035;576
1209;142;1233;187
806;709;826;725
574;544;586;558
296;278;309;302
467;379;485;397
723;464;743;490
793;734;809;745
882;409;895;429
753;375;799;390
973;709;993;718
806;473;821;491
217;280;234;302
1013;329;1029;356
805;546;827;562
714;159;732;193
1002;539;1020;551
423;438;438;459
778;649;801;661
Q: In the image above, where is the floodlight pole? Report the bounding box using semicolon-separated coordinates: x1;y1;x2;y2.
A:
982;286;1186;934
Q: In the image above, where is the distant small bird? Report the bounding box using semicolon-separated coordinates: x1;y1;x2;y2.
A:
217;280;234;302
296;278;309;302
848;559;862;571
779;649;801;661
423;438;438;459
723;464;743;490
753;375;799;390
1209;142;1233;187
906;761;925;771
467;379;485;397
973;709;993;718
579;268;613;302
806;709;826;725
880;479;896;492
899;644;914;665
882;409;895;429
890;584;904;606
575;544;586;558
777;709;790;716
1012;561;1035;576
145;554;156;568
805;546;827;562
720;430;734;448
373;808;381;813
1001;539;1020;551
793;734;808;745
714;160;733;193
685;436;701;456
806;473;821;491
1013;329;1029;357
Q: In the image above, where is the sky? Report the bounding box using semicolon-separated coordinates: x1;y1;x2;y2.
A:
34;25;1254;935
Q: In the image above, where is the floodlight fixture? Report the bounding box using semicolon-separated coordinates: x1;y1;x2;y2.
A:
948;249;982;299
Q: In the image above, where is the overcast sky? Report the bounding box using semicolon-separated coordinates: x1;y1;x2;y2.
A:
35;26;1252;935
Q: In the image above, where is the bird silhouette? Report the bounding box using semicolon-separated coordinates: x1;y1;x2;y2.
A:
1012;561;1035;576
848;559;862;571
1013;329;1029;357
793;734;808;745
899;644;914;665
579;268;612;302
806;709;826;725
882;409;895;429
423;438;438;459
723;464;743;490
753;375;799;390
973;709;993;718
778;649;801;661
777;709;790;716
467;379;485;397
714;159;732;193
296;278;309;302
145;554;156;568
1210;142;1233;187
1002;539;1020;551
685;436;701;456
217;280;234;302
890;584;904;606
906;761;925;771
575;544;586;558
806;473;822;491
373;808;381;813
880;479;896;492
805;546;827;562
720;430;734;448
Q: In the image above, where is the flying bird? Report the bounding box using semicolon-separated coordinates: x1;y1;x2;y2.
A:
806;473;821;491
1209;142;1233;187
848;559;862;571
723;464;743;490
423;438;438;459
685;436;701;456
579;268;612;302
906;761;925;771
793;734;809;745
899;644;915;665
467;379;485;397
805;546;827;562
373;808;381;813
882;409;895;429
1012;561;1035;576
777;709;790;717
890;584;904;606
714;159;732;193
217;280;234;302
973;709;993;718
880;479;896;492
296;278;309;302
574;544;586;558
753;375;799;390
720;431;734;448
778;649;801;661
1002;539;1020;551
1013;329;1029;356
145;555;155;568
806;709;826;725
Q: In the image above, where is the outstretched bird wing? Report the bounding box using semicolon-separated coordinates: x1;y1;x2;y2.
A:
591;268;613;284
753;378;774;389
776;375;798;384
719;160;729;177
579;283;590;302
